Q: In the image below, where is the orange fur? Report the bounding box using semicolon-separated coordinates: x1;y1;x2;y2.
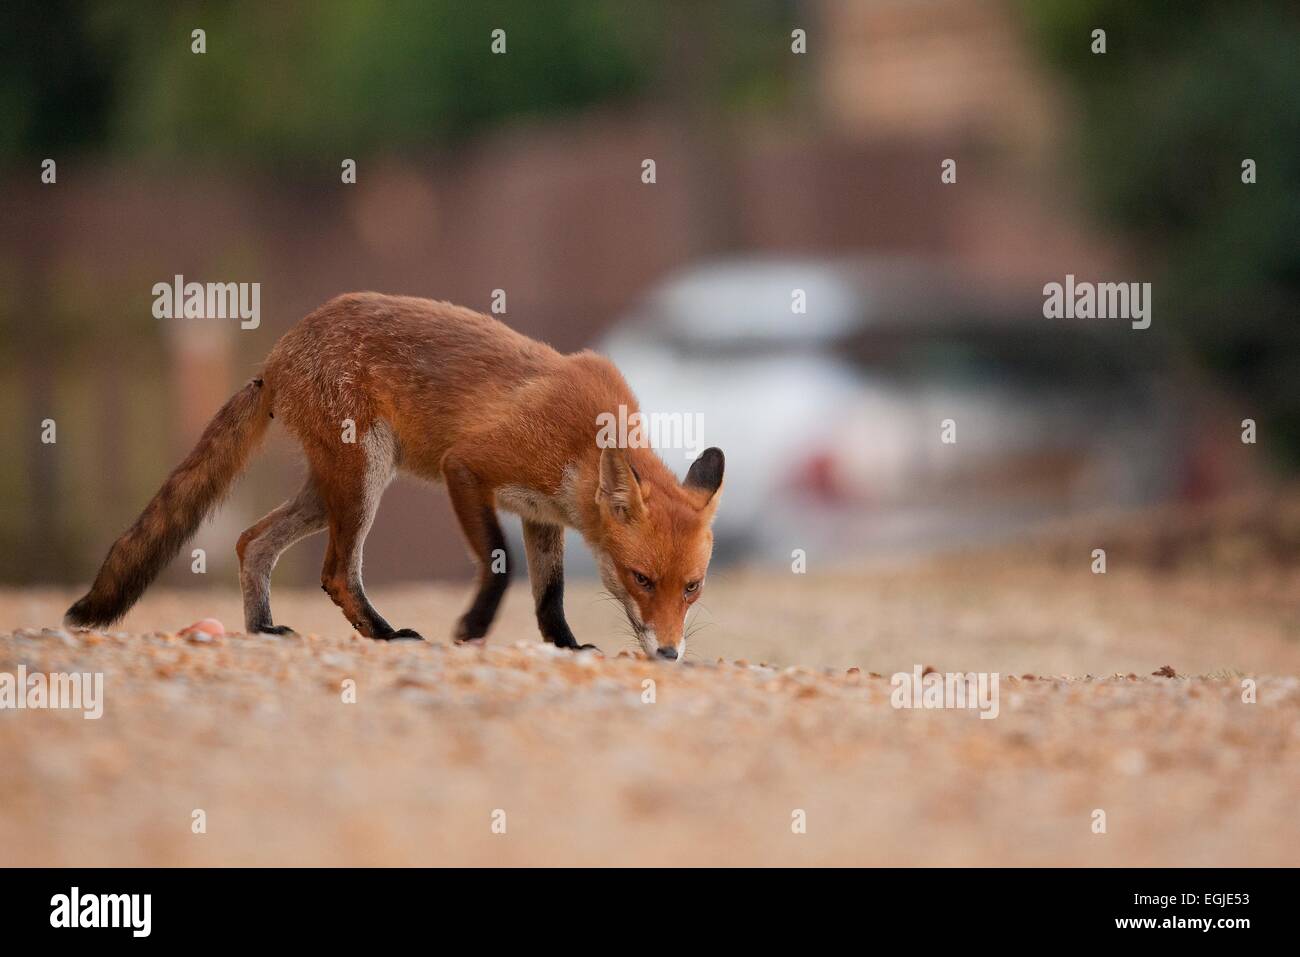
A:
68;292;724;654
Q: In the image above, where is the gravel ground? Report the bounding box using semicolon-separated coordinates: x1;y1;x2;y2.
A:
2;522;1298;866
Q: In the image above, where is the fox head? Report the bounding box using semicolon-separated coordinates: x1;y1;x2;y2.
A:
593;446;724;662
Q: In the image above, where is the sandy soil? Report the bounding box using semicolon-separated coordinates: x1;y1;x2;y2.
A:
2;521;1298;866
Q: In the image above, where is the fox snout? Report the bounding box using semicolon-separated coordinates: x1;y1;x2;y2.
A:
632;624;684;663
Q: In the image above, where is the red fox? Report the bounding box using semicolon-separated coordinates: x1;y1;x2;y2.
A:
65;293;724;661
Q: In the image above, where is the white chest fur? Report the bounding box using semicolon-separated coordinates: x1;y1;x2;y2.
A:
495;484;576;527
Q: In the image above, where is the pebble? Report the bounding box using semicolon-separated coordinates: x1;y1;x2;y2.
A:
180;618;225;639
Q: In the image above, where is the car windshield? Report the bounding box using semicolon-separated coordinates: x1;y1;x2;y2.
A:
643;263;867;351
840;321;1150;392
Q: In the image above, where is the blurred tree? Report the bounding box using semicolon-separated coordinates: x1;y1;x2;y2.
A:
1020;1;1300;466
97;0;654;158
2;0;798;161
0;0;120;155
0;0;129;578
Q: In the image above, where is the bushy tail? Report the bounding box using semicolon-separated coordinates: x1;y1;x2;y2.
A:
64;378;272;628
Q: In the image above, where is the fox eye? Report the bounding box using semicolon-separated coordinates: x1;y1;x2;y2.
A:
631;571;654;591
684;580;701;595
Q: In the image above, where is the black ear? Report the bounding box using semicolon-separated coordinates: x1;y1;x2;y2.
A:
684;447;725;500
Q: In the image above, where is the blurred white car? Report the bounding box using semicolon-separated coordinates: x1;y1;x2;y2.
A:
593;256;1220;565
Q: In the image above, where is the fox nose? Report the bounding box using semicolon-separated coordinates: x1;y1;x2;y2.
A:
656;646;679;661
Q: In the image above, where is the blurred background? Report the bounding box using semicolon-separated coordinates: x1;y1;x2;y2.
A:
1;0;1296;588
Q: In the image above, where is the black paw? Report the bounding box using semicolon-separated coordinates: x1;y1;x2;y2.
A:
381;627;424;642
255;624;296;636
555;640;601;654
453;617;487;644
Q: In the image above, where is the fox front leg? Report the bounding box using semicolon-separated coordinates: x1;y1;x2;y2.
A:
443;456;513;643
522;519;598;652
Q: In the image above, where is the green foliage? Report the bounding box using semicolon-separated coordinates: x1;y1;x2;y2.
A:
1021;1;1300;464
0;0;121;154
101;0;653;158
1;0;797;160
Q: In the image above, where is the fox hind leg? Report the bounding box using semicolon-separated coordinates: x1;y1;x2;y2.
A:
236;478;328;635
313;423;421;641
